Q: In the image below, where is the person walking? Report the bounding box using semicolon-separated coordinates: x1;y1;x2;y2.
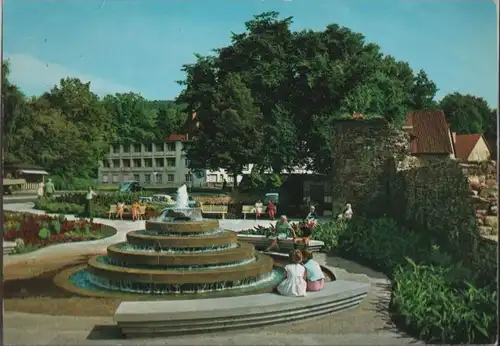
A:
44;178;55;199
267;200;276;220
85;187;97;222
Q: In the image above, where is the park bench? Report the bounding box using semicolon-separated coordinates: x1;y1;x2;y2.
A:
241;205;268;219
201;204;228;219
236;234;325;252
108;204;147;220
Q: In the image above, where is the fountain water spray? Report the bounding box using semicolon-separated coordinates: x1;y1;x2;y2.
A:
174;184;190;209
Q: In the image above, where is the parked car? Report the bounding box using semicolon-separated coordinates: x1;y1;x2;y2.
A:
119;181;143;193
152;194;175;204
264;192;279;205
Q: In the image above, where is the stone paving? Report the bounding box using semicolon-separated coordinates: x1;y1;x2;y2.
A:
3;203;421;345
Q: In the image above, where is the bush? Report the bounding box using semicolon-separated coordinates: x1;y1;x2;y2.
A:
310;221;348;251
392;258;496;344
337;217;426;274
52;191;151;206
51;175;97;191
336;216;497;344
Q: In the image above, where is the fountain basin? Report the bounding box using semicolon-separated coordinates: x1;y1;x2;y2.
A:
126;230;237;248
107;242;256;266
87;252;274;285
146;219;218;233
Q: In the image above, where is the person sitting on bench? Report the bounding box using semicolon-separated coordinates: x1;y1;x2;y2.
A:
116;202;125;220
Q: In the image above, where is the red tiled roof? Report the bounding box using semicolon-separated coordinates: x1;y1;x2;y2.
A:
454;134;484;160
167;134;187;141
406;110;454;154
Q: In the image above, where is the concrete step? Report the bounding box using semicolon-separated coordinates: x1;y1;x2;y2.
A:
115;280;370;338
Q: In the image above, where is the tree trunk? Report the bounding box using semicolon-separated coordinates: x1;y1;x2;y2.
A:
233;170;238;188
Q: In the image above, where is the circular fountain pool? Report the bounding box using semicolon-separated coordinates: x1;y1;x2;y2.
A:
56;196;288;299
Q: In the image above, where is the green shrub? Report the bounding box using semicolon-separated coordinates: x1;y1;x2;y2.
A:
51;175;96;191
38;228;51;240
311;221;348;251
53;191;151;206
337;217;426;274
392;258;496;344
50;220;61;234
336;216;497;343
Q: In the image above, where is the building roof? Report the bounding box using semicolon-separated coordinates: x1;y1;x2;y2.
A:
406;110;454;154
454;134;489;160
167;134;187;142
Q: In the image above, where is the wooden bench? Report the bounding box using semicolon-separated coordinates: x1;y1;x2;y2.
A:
108;204;147;220
201;204;228;219
237;234;325;252
241;205;268;219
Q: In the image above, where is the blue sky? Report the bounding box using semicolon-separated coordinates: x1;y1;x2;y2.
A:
4;0;498;107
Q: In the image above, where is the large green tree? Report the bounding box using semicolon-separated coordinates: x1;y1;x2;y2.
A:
439;92;492;134
185;72;264;186
178;12;440;173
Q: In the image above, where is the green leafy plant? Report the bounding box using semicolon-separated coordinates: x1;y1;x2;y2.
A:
50;220;61;234
391;258;496;344
38;228;51;240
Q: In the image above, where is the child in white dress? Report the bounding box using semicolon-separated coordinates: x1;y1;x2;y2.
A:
277;250;307;297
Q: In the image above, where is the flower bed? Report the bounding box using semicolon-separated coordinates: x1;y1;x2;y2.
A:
3;211;117;254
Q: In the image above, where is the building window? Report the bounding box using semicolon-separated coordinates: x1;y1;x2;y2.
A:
112;159;120;168
167;143;176;152
155;158;164;168
133;174;140;182
144;174;151;184
185;173;192;182
207;174;217;183
112;174;119;183
134;144;141;153
146;143;153;152
101;175;109;184
155;143;164;152
167;158;176;167
144;158;153;168
102;160;110;168
123;145;130;153
156;173;163;184
167;174;175;182
113;145;120;154
185;159;190;167
133;159;141;168
122;159;130;168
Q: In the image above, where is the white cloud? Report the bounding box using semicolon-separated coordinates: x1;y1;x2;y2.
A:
5;53;136;96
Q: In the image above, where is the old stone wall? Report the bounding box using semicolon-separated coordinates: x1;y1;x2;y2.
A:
330;119;409;218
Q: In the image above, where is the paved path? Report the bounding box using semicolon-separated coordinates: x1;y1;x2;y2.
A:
3;203;421;345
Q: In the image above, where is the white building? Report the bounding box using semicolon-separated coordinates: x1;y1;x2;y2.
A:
98;134;207;186
98;134;314;187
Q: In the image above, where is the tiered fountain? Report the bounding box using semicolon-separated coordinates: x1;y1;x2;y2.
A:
66;185;284;297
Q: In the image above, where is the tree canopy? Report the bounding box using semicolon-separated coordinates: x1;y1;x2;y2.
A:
2;12;496;182
2;61;187;178
178;12;441;173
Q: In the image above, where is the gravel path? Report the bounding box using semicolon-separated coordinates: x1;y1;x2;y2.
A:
3;203;421;345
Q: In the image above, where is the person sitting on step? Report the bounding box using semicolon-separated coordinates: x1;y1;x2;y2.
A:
276;250;307;297
301;249;325;292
